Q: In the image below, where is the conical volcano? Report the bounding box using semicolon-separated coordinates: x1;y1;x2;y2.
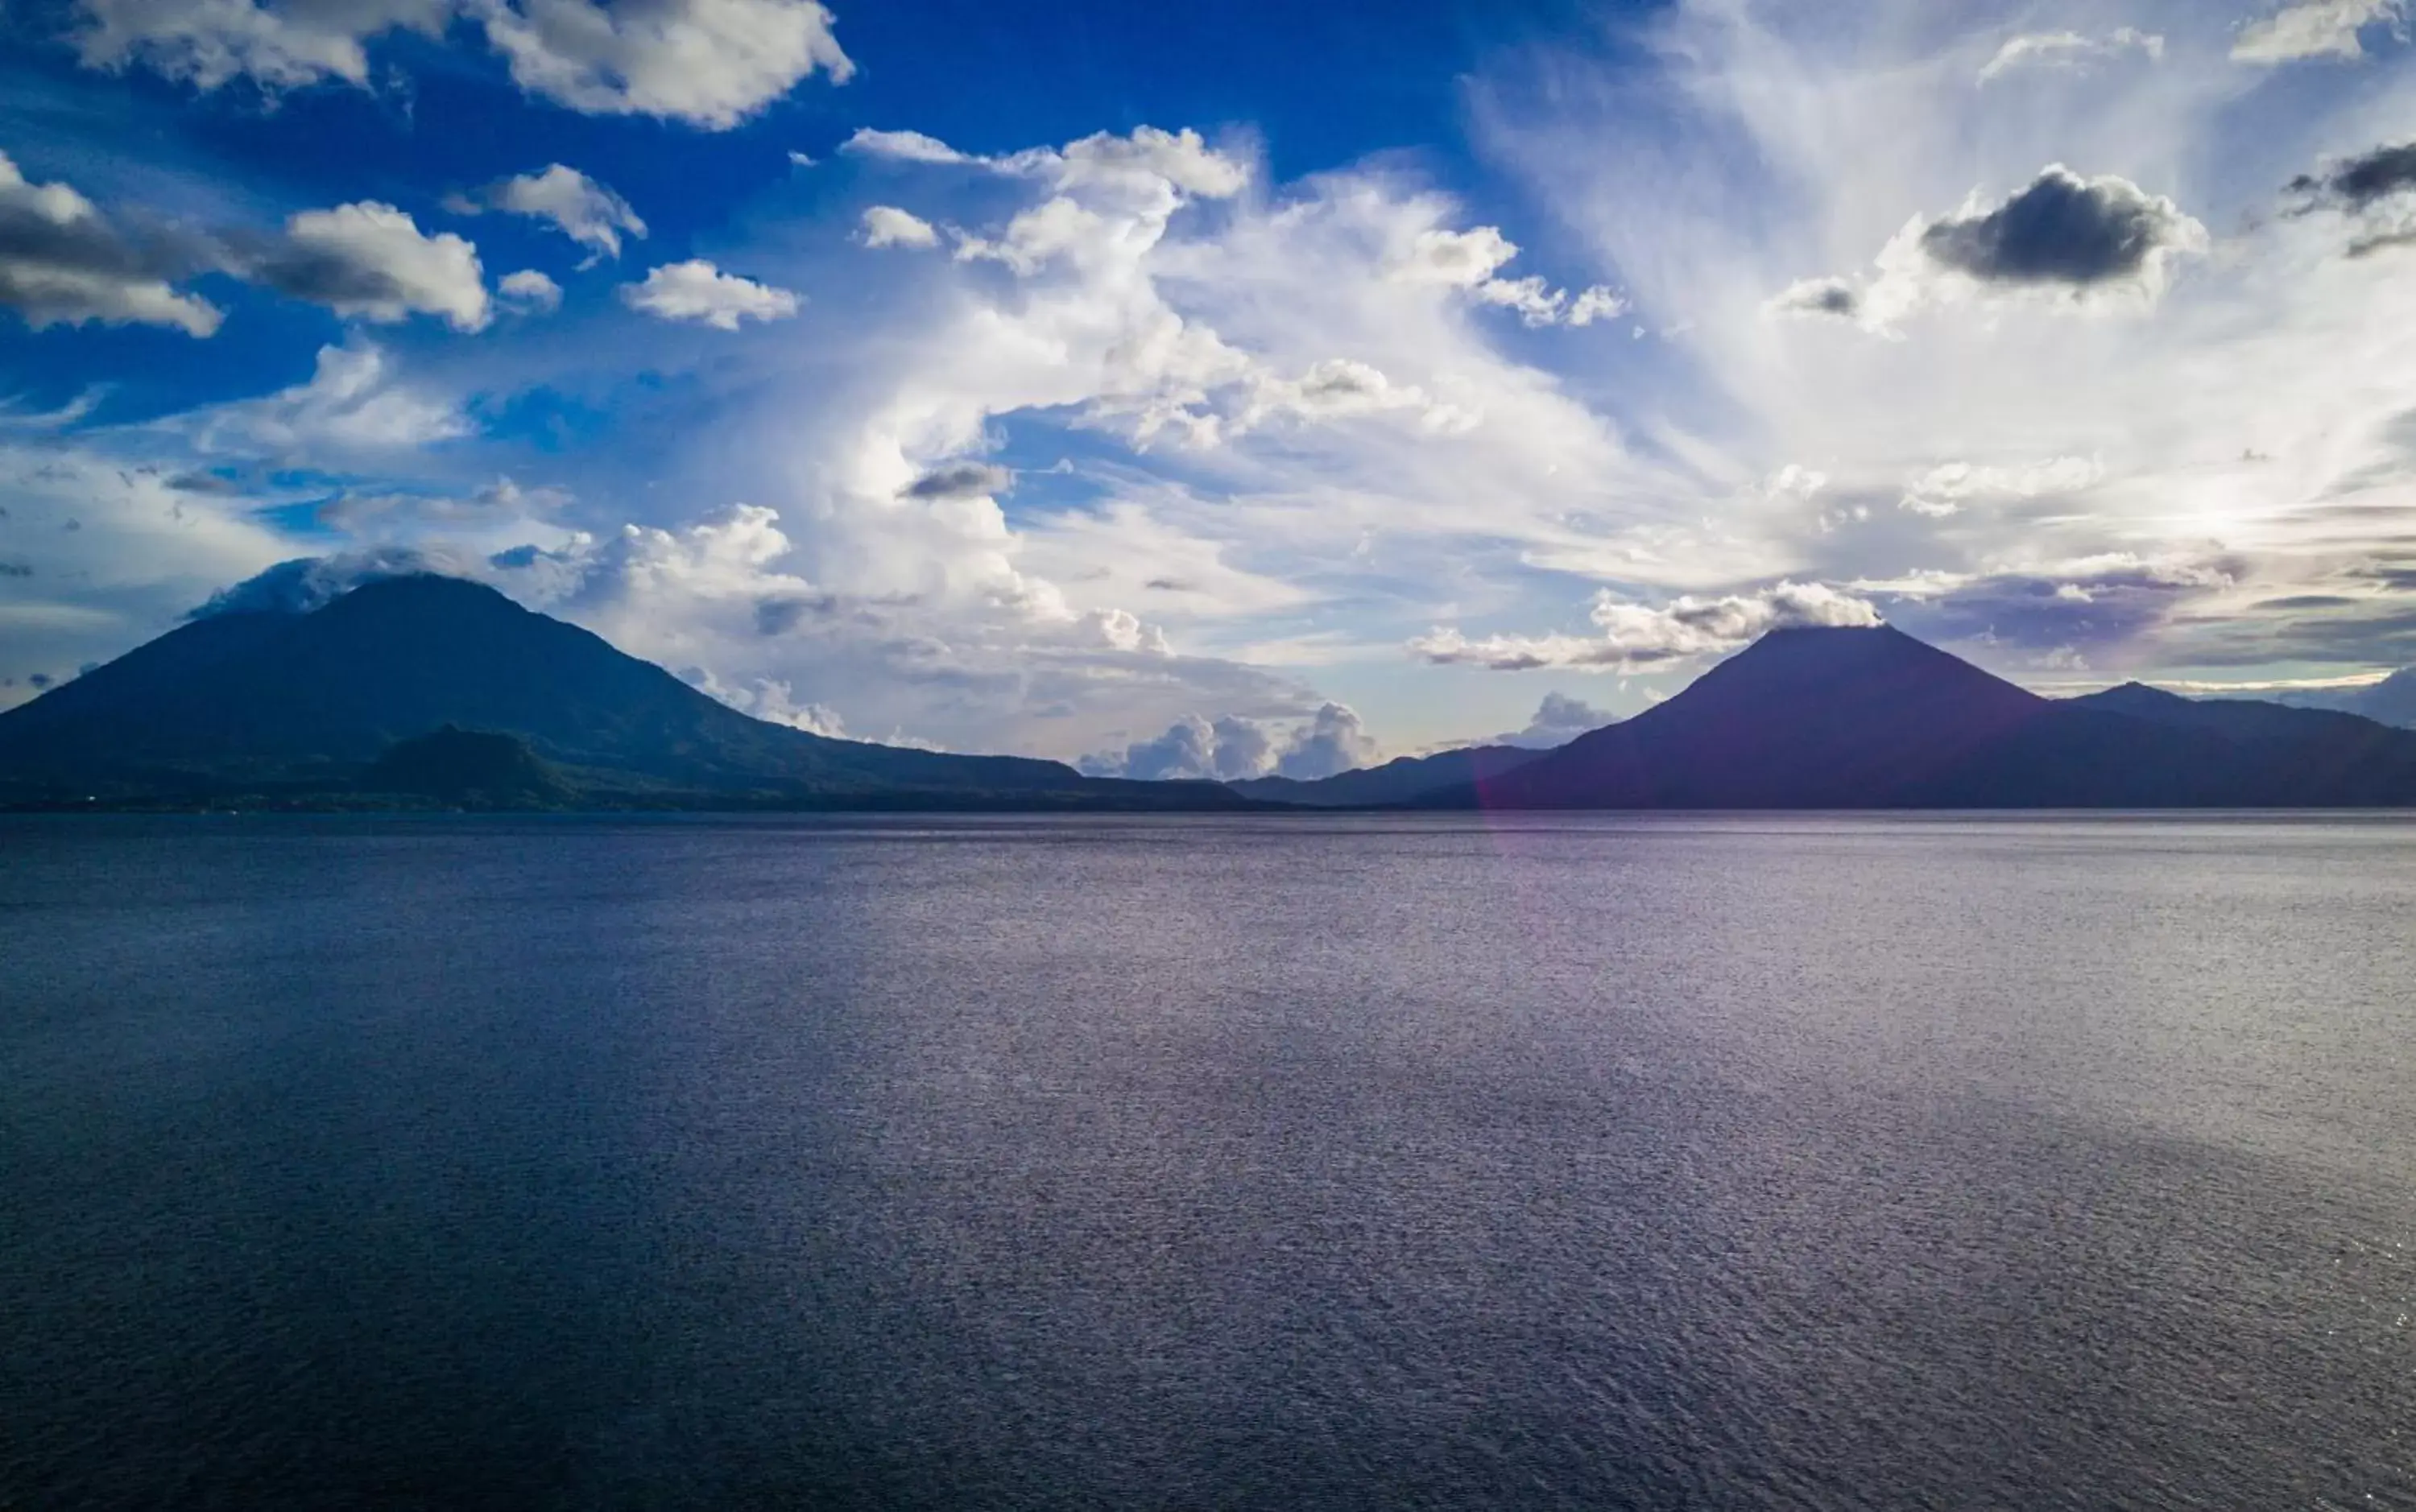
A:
0;573;1248;810
1440;625;2236;808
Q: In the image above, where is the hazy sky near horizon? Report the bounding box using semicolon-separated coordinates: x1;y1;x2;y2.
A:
2;0;2414;770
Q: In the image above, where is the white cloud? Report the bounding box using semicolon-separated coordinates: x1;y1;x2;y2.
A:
1389;225;1623;327
457;164;644;262
1980;28;2164;83
1080;701;1379;781
192;340;471;452
497;267;561;314
1411;582;1881;672
1899;456;2104;517
259;201;490;329
68;0;452;92
1276;702;1380;778
858;204;938;249
842;127;970;165
0;150;221;337
470;0;854;128
67;0;851;121
618;258;799;328
2232;0;2404;64
1493;692;1617;749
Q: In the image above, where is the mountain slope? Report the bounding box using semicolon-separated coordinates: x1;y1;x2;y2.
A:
2066;683;2416;804
1421;626;2416;809
2280;668;2416;729
1228;745;1546;807
0;574;1248;810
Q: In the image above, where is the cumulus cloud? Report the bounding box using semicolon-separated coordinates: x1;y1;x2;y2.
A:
682;668;850;736
64;0;851;121
1979;28;2163;83
0;150;221;337
1276;702;1380;779
858;204;938;249
255;201;490;329
67;0;452;92
618;258;798;328
1790;166;2209;332
453;164;644;262
470;0;854;128
2232;0;2405;64
1081;701;1378;781
1495;692;1617;749
497;267;561;314
1411;582;1881;672
1389;225;1624;328
1917;167;2206;290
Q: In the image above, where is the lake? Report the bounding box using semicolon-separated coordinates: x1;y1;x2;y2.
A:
2;813;2411;1509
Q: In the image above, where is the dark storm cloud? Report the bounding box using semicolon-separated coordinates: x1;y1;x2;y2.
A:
898;462;1011;501
1773;277;1860;317
2289;142;2416;211
2348;228;2416;258
2287;142;2416;258
1920;167;2194;287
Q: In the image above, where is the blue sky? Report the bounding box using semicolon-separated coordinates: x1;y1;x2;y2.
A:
2;0;2414;775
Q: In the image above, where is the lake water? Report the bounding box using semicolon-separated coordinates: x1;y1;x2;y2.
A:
2;813;2412;1510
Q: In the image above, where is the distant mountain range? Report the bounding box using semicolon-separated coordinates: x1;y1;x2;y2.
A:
2276;669;2416;730
0;574;1251;812
5;575;2413;811
1263;626;2416;809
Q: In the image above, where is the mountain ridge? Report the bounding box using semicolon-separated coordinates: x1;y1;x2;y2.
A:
0;574;1254;812
1403;627;2416;809
9;579;2415;811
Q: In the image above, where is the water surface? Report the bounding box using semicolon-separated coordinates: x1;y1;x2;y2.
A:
2;813;2411;1509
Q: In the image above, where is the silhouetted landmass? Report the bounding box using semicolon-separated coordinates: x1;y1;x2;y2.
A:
0;575;1253;812
360;726;574;808
9;580;2414;812
1404;627;2416;808
1229;745;1546;807
2278;667;2416;729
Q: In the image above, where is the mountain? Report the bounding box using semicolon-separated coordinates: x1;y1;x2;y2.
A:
1227;745;1546;807
2063;683;2416;802
1414;626;2416;809
0;574;1251;812
2278;668;2416;730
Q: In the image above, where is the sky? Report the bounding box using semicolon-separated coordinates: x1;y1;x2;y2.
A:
2;0;2414;776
